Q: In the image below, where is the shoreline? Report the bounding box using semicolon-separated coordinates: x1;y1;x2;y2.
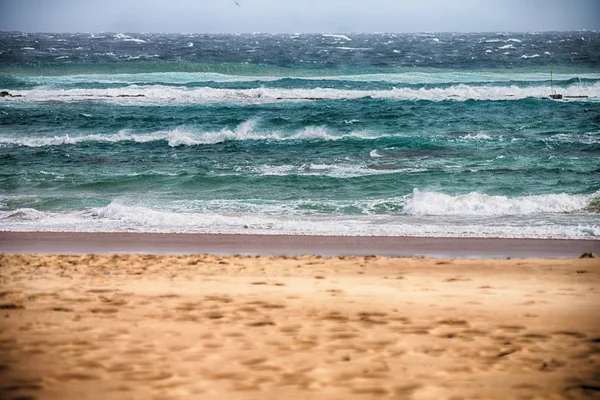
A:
1;231;598;257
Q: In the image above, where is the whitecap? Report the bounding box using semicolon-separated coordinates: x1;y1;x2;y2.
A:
0;122;388;148
113;33;147;43
404;189;592;216
335;47;372;51
11;80;600;104
1;197;597;239
322;34;351;41
459;133;492;140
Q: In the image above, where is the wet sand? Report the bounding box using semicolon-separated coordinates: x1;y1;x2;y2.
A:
1;251;599;399
1;232;599;257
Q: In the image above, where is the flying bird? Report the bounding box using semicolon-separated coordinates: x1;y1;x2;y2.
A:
235;1;241;6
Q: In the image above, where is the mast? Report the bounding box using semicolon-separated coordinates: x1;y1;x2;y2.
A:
549;67;562;99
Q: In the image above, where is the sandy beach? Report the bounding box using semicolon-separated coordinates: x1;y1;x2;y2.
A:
1;246;599;399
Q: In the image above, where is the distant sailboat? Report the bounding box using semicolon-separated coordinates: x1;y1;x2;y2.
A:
549;68;563;99
549;68;589;100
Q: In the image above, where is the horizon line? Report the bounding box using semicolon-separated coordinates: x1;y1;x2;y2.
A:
1;29;598;35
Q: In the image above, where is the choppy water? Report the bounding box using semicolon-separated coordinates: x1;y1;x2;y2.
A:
1;31;599;238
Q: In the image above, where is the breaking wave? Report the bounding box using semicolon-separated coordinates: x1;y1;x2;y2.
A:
4;81;599;104
404;189;595;216
0;122;388;147
1;192;598;238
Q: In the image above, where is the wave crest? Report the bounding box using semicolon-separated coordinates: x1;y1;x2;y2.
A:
7;82;600;104
1;195;598;239
0;122;387;147
404;189;593;216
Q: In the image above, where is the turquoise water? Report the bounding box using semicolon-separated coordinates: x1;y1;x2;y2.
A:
1;32;599;237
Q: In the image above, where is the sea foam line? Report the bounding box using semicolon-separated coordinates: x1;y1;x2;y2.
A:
0;122;386;147
1;122;598;148
1;192;598;238
6;82;600;104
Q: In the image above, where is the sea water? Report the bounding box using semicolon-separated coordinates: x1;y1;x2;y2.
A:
0;31;599;238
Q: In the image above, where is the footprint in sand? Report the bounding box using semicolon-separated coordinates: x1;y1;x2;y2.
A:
496;324;526;333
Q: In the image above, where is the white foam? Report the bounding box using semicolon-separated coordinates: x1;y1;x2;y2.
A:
521;54;540;59
460;132;492;140
323;34;351;41
335;47;372;51
1;198;598;239
10;81;600;104
0;122;388;148
255;162;407;178
498;44;513;49
113;33;147;43
369;149;382;158
404;189;593;216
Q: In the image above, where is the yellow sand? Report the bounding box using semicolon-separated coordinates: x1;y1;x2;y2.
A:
1;253;599;399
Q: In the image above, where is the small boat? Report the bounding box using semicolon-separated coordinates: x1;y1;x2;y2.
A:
548;69;589;100
549;68;562;99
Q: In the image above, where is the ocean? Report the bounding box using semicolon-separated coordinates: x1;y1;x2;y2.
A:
1;31;599;238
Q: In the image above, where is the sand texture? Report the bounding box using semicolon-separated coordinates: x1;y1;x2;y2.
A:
1;253;599;399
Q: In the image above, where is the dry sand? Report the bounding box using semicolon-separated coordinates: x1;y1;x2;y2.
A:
1;253;599;399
